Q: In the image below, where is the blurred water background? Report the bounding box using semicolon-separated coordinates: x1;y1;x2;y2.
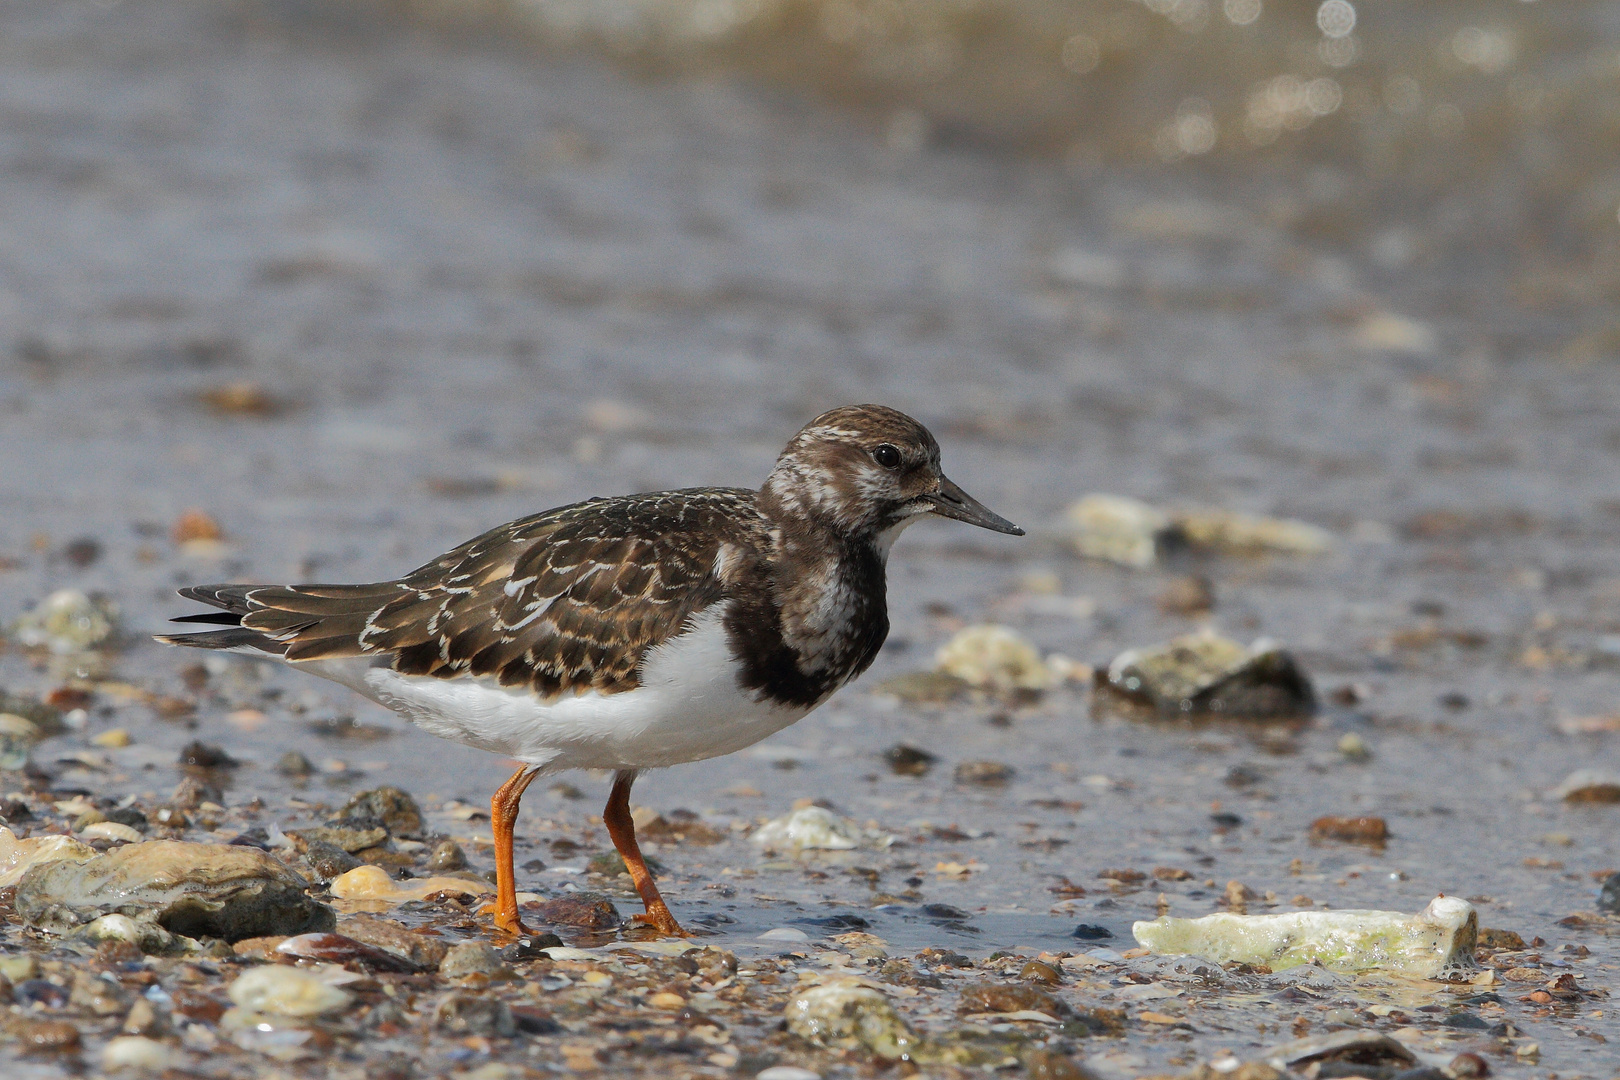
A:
391;0;1620;333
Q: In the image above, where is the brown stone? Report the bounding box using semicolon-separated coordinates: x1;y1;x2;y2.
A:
336;913;450;969
1309;815;1388;845
1026;1049;1101;1080
537;893;621;930
958;982;1066;1016
9;1017;81;1053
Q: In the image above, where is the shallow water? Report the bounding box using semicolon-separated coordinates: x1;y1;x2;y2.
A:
0;0;1617;1075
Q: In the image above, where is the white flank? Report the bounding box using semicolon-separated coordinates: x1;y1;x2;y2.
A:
291;606;810;772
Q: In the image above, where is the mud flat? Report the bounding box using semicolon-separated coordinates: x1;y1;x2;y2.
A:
0;0;1617;1076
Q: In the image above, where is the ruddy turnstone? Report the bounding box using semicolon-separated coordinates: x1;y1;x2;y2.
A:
159;405;1022;936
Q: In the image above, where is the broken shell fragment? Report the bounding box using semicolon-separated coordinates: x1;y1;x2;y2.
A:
1094;629;1315;720
934;624;1056;694
751;807;892;852
1132;894;1478;980
0;827;94;888
785;980;919;1061
328;864;493;903
1261;1030;1416;1072
1554;769;1620;804
227;965;353;1018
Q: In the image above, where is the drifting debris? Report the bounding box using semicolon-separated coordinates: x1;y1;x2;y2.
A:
1133;894;1479;980
751;806;892;852
1094;629;1315;720
11;589;118;653
15;839;335;945
934;624;1057;695
0;827;94;888
785;980;919;1061
1554;769;1620;804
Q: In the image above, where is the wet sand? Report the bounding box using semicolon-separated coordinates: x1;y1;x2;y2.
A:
0;0;1616;1076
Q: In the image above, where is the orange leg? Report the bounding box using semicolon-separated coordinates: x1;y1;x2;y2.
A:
603;770;687;936
481;764;539;936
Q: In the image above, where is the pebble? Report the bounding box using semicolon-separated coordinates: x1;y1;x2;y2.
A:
1156;574;1214;615
1554;769;1620;803
1598;870;1620;913
434;991;516;1036
958;982;1065;1016
1095;629;1315;720
12;588;118;653
1066;494;1174;568
1025;1049;1102;1080
334;786;424;836
102;1035;177;1072
439;942;509;978
535;892;621;929
12;1017;82;1052
1309;815;1388;845
935;624;1056;693
286;825;387;853
171;508;222;544
882;743;936;776
756;1068;820;1080
297;838;363;882
276;751;314;776
426;839;468;871
15;839;334;942
228;966;353;1018
752;806;889;852
759;927;810;942
784;980;917;1060
954;760;1015;786
91;727;132;748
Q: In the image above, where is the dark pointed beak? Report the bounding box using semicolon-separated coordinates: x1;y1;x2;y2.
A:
928;476;1025;536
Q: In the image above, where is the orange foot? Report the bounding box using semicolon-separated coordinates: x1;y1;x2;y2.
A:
631;908;690;938
478;901;535;937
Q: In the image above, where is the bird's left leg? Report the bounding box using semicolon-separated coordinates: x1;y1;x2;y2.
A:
480;763;539;936
602;769;687;936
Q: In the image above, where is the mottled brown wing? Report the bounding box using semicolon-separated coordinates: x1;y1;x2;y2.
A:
237;489;761;697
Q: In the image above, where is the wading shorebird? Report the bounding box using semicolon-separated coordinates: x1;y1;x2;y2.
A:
159;405;1023;936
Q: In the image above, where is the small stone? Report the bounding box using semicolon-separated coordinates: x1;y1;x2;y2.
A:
537;892;621;930
12;589;118;653
171;509;222;545
1336;732;1372;761
1598;871;1620;914
751;806;889;851
328;864;491;904
1447;1051;1490;1078
756;1069;821;1080
169;775;218;810
146;805;187;830
228;965;352;1018
276;751;314;776
12;1017;82;1052
1476;928;1526;950
784;980;918;1061
334;786;423;837
1555;769;1620;804
1065;494;1176;568
92;728;132;748
177;741;236;769
959;982;1066;1016
1156;575;1214;615
759;927;810;942
874;670;969;703
954;760;1015;786
883;744;936;776
276;932;424;973
935;624;1055;694
1094;629;1315;721
286;826;387;853
102;1035;176;1072
434;991;515;1037
648;991;686;1009
425;839;467;871
298;839;363;882
1310;815;1388;846
336;913;450;969
1072;924;1113;940
1019;960;1062;985
121;998;160;1036
0;955;40;981
1025;1049;1102;1080
501;934;563;962
439;942;509;978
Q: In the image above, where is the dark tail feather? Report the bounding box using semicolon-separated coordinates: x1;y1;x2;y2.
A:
155;628;287;654
178;584;257;614
169;611;245;626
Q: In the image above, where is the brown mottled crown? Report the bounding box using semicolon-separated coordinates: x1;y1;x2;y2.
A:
758;404;945;537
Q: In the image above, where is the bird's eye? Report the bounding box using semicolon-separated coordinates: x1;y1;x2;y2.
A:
872;444;902;470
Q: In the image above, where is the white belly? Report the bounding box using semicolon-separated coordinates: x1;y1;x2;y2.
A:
293;607;812;772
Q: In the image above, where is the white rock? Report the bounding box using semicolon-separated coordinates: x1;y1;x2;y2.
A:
757;1068;821;1080
934;624;1056;692
102;1035;178;1072
228;965;353;1018
758;927;810;942
751;806;890;852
